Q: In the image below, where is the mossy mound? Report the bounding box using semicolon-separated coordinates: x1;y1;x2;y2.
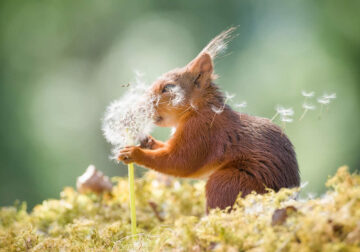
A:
1;167;359;251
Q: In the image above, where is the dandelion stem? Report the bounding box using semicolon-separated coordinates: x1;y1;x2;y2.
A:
128;162;137;238
270;112;279;122
299;109;308;121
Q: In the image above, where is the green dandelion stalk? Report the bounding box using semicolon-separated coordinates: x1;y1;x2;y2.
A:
125;129;137;238
128;162;137;237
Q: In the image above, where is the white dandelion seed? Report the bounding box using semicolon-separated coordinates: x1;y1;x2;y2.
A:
102;73;156;160
317;92;336;119
300;181;309;189
317;97;330;105
323;93;336;100
225;91;235;101
271;105;294;130
275;106;294;117
299;102;316;121
271;105;283;121
280;116;293;123
280;114;293;131
209;91;235;127
210;92;235;115
168;85;185;106
302;102;316;110
299;90;316;121
211;105;224;114
280;107;294;116
235;101;247;109
301;91;315;98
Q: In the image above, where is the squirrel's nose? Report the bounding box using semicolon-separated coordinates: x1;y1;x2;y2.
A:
152;110;162;123
155;116;163;123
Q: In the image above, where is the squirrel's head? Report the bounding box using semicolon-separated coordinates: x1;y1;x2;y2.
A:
150;53;214;127
149;27;236;127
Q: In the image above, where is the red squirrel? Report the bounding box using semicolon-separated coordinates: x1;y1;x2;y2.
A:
118;28;300;210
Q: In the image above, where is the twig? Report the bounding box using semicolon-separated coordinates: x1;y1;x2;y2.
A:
148;201;164;222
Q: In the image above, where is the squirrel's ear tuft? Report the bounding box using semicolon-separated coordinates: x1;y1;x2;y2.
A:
200;27;237;59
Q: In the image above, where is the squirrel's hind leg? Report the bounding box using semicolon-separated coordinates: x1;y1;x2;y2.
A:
205;166;265;212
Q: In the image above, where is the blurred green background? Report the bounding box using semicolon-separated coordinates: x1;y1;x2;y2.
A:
1;0;359;208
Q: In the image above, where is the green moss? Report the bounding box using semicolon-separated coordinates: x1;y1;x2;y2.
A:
1;167;359;251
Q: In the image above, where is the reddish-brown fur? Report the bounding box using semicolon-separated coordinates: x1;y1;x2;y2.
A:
119;32;300;211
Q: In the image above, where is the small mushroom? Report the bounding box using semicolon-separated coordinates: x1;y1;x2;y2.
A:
271;206;297;226
76;165;113;194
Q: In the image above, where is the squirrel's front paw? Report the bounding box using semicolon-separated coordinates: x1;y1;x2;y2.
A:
118;146;142;164
140;135;156;149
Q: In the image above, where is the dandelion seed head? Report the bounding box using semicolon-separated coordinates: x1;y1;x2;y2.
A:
102;73;156;160
302;102;316;110
301;91;315;98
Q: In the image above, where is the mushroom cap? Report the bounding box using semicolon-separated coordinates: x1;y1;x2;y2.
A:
76;165;112;194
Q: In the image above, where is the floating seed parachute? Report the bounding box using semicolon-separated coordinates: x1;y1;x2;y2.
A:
1;167;359;251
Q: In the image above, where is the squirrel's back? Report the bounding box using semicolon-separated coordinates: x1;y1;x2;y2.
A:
208;108;300;191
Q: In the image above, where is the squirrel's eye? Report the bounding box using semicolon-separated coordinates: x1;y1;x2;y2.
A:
162;84;176;93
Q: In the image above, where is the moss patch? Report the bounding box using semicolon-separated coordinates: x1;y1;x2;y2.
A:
1;167;359;251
